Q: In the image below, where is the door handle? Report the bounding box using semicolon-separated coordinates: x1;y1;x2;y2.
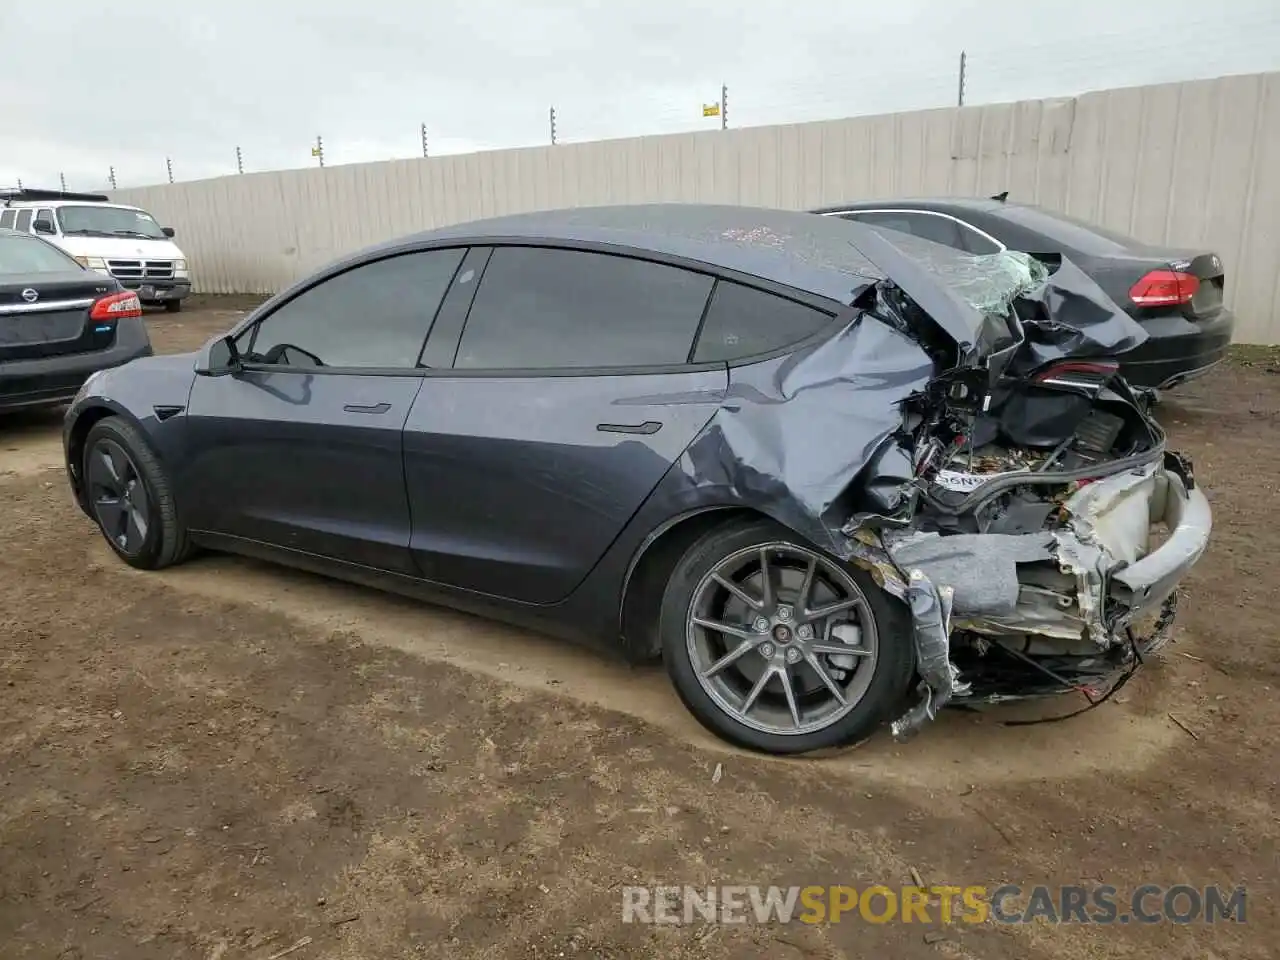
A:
596;420;662;435
343;402;392;415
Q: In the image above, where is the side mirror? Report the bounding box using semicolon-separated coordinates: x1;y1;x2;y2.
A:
33;218;55;235
194;334;242;377
161;227;176;238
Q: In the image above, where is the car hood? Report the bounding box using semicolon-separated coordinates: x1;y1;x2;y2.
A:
53;235;185;260
848;227;1149;373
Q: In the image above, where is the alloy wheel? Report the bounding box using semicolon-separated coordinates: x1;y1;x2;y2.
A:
685;541;879;736
86;438;151;557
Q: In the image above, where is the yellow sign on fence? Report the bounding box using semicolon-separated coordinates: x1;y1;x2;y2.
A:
702;103;720;117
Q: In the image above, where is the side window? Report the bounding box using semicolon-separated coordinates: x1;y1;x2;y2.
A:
454;247;713;370
693;282;833;363
247;248;465;369
853;211;966;250
14;210;33;232
0;210;14;229
955;223;1001;255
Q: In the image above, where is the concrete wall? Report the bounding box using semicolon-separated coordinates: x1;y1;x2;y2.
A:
115;70;1280;343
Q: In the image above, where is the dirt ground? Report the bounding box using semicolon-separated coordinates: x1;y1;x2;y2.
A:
1;299;1276;959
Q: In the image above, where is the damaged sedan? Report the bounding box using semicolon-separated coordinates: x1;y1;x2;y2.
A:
61;204;1211;755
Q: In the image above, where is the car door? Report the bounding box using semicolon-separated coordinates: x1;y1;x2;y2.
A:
402;244;729;605
181;247;466;575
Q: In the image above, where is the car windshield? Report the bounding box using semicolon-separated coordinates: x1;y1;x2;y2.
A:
0;232;83;273
56;205;167;240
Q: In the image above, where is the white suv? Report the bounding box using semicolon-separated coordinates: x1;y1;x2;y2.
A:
0;189;191;312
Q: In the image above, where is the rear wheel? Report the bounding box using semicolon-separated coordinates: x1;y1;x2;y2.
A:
164;299;183;313
660;518;914;755
83;416;192;570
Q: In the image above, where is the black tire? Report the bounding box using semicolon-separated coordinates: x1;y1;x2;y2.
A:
82;415;193;570
660;517;915;755
164;299;183;313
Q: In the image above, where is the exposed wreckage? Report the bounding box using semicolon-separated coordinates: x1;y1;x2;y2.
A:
700;227;1213;742
853;239;1210;739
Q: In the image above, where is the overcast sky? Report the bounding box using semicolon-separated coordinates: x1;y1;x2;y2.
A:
3;0;1278;191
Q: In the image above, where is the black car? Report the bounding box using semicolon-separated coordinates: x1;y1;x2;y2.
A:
0;228;153;412
62;205;1211;755
812;197;1234;390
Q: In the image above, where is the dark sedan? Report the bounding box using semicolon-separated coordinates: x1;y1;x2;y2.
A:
0;228;152;412
62;205;1211;754
812;197;1234;390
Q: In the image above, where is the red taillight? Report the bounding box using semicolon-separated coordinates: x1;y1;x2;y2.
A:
89;291;142;321
1033;360;1120;382
1129;269;1199;307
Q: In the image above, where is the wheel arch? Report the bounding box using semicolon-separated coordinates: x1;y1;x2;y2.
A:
619;505;775;661
66;401;143;514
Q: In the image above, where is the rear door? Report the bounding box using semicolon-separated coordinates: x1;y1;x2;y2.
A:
402;244;727;604
0;233;115;364
182;247;466;574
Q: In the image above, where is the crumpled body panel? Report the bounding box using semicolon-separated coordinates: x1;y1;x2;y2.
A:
677;315;934;558
662;229;1203;742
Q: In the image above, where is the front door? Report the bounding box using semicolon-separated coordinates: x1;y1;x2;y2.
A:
183;369;425;574
180;246;468;575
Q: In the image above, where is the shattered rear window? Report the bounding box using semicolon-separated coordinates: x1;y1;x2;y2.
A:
863;229;1047;316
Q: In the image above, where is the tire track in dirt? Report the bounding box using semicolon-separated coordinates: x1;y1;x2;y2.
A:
86;534;1185;792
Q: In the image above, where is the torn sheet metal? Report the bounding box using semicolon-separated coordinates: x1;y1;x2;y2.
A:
890;571;962;742
673;233;1157;576
850;227;1150;375
1007;256;1150;375
677;314;934;558
663;219;1207;740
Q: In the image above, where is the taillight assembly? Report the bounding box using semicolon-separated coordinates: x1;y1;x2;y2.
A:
1032;360;1120;383
1129;269;1199;307
89;291;142;321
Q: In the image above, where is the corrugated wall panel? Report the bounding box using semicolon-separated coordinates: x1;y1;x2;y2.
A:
114;70;1280;341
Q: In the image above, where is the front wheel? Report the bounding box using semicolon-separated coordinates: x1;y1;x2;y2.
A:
83;416;192;570
660;518;914;755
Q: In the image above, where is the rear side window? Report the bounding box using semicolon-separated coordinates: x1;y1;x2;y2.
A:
248;248;465;368
846;210;1001;255
693;282;833;363
852;211;969;250
0;210;14;229
14;210;32;232
455;247;713;369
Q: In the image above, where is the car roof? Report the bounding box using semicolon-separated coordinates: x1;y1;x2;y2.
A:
811;197;1012;215
3;200;141;210
394;204;890;305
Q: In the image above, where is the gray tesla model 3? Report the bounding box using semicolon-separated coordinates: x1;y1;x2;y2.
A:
62;204;1212;754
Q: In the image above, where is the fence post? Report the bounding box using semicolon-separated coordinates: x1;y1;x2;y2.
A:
550;106;557;146
421;123;429;158
721;84;728;130
108;166;117;190
60;172;67;192
957;51;967;107
166;157;174;183
236;145;244;174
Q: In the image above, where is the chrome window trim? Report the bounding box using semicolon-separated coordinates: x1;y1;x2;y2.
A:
821;207;1006;253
